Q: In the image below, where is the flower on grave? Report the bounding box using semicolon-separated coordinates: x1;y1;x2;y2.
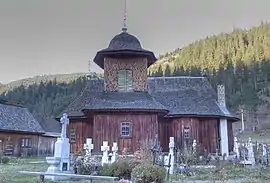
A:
74;155;102;175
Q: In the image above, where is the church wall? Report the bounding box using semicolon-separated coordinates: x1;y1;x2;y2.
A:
227;121;234;152
103;57;148;91
67;119;93;154
170;118;219;153
93;113;158;153
158;117;172;152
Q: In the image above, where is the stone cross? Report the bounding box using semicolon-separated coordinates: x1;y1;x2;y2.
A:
101;141;110;166
60;113;69;139
247;137;255;165
111;142;118;163
263;144;267;157
233;137;240;159
192;139;197;153
83;138;94;156
217;85;226;107
168;137;175;174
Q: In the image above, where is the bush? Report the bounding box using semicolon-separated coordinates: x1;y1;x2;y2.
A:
1;156;10;164
131;164;166;183
74;155;101;175
100;157;140;180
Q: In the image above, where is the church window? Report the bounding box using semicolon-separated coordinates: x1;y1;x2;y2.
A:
70;129;76;142
183;127;190;139
121;122;131;137
21;138;32;148
117;69;133;92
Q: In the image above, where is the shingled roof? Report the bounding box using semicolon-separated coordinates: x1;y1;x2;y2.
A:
0;100;44;134
83;91;168;112
59;77;238;121
147;77;237;120
94;31;157;69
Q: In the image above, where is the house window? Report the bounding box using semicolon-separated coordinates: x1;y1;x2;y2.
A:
21;138;32;148
117;69;133;92
70;129;76;142
121;122;131;137
183;127;190;139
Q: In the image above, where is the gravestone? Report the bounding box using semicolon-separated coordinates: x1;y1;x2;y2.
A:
45;113;73;181
168;137;175;174
111;142;118;163
192;139;197;153
240;137;255;166
233;137;240;159
101;141;110;166
84;138;94;156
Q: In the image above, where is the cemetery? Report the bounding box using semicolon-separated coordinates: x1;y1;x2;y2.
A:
0;113;270;183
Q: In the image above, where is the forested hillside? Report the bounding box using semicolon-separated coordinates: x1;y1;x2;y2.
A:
149;22;270;110
1;76;88;122
1;22;270;129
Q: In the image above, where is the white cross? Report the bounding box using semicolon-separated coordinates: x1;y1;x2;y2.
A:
83;138;94;156
60;113;69;139
112;142;118;152
101;141;110;152
111;142;118;163
101;141;110;166
192;139;197;152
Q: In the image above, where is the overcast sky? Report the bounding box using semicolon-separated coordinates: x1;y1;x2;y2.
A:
0;0;270;83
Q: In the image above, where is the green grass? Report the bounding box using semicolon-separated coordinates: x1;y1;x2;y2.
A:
170;165;270;183
1;157;270;183
0;157;91;183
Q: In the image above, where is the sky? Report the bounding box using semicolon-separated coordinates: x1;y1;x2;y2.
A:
0;0;270;84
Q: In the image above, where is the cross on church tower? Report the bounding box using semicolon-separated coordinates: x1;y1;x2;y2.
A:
122;0;128;32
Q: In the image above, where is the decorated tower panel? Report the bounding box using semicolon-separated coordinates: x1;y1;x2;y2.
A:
104;57;148;91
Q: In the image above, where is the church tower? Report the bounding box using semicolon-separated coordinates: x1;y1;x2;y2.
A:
93;1;157;92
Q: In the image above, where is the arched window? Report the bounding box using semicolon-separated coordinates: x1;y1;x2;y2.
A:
117;69;133;92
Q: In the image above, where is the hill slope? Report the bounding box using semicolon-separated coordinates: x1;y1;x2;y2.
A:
1;22;270;131
149;22;270;73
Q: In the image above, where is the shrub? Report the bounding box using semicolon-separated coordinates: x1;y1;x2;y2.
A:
131;164;166;183
74;155;101;175
1;156;10;164
100;157;140;180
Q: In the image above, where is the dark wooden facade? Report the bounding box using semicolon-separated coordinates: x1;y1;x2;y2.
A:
0;132;57;157
67;112;158;154
67;114;234;154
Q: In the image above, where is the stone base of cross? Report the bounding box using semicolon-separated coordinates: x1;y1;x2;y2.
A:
83;138;94;156
101;141;110;166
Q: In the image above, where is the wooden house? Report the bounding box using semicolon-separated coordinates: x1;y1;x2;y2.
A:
0;99;60;156
58;28;239;156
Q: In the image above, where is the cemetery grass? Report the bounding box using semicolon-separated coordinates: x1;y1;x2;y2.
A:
0;157;93;183
2;158;270;183
170;165;270;183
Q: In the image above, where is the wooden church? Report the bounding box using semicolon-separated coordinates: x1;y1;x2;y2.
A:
57;24;239;156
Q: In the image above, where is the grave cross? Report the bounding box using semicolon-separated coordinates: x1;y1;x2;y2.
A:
101;141;110;165
83;138;94;156
192;139;197;153
111;142;118;163
233;137;240;159
168;137;175;175
60;113;69;139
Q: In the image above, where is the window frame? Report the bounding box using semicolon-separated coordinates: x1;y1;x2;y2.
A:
70;128;76;142
117;69;133;92
120;122;132;138
21;138;32;148
183;126;190;139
